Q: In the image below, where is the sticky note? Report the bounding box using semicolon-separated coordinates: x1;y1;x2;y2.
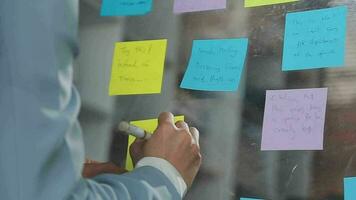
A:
261;88;328;150
101;0;153;16
174;0;226;13
240;198;263;200
345;177;356;200
245;0;298;8
282;6;348;71
109;39;167;95
125;116;185;171
180;38;248;92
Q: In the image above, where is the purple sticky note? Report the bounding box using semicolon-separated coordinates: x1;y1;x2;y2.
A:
173;0;227;13
261;88;328;151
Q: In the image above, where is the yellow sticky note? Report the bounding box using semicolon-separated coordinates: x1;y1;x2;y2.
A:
109;39;167;95
125;115;185;171
245;0;298;7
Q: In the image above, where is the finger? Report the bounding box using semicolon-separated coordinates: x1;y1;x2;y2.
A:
85;159;100;164
130;138;146;156
130;138;146;165
82;162;127;178
189;127;200;147
175;120;189;130
158;112;175;126
102;162;128;174
132;138;145;146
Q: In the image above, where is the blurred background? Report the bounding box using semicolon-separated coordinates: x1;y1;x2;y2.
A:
75;0;356;199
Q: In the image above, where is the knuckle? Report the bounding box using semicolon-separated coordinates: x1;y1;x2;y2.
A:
192;145;201;154
196;153;202;163
159;112;174;122
160;111;172;116
155;123;173;134
197;151;202;159
176;120;188;128
190;127;199;134
181;131;192;143
191;145;202;159
158;121;173;129
175;120;184;124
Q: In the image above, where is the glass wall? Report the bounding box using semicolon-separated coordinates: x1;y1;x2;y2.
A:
76;0;356;199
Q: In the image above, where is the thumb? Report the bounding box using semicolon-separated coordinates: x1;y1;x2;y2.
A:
130;138;146;165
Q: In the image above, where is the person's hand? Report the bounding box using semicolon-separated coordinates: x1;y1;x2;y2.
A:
130;138;146;165
82;159;127;178
142;112;202;188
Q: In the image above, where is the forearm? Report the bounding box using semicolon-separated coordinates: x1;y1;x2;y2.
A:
136;157;187;197
68;166;181;200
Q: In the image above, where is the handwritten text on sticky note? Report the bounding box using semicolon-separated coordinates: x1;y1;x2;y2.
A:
109;39;167;95
125;116;185;171
344;177;356;200
245;0;298;8
180;38;248;92
174;0;226;13
282;6;347;71
101;0;153;16
261;88;328;150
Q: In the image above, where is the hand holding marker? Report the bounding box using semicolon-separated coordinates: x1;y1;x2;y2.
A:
118;121;152;139
118;112;202;188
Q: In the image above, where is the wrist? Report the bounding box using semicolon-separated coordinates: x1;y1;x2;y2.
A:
136;157;187;197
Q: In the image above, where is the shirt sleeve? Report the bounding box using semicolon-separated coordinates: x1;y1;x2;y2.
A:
136;157;187;198
0;1;181;200
68;166;181;200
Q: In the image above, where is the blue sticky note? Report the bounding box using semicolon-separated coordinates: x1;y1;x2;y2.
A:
101;0;153;16
180;38;248;92
344;177;356;200
282;6;347;71
241;198;263;200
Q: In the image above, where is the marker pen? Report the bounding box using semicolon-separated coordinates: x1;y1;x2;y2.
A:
118;121;152;140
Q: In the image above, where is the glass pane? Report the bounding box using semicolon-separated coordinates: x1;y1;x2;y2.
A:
78;0;356;199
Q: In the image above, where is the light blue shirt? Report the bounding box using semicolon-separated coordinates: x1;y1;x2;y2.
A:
0;0;180;199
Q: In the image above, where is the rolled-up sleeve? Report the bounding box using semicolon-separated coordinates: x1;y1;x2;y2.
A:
0;1;180;199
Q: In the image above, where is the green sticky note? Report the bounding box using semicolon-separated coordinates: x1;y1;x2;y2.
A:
125;116;185;171
245;0;298;7
108;39;167;96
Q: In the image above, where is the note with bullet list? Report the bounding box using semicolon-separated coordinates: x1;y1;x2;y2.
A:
261;88;328;151
125;116;185;171
245;0;298;8
109;39;167;96
101;0;153;16
174;0;226;13
180;38;248;92
282;6;348;71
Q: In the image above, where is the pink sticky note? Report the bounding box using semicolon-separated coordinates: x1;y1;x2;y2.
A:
173;0;226;13
261;88;328;151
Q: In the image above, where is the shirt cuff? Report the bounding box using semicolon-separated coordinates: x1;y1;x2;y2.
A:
135;157;187;198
